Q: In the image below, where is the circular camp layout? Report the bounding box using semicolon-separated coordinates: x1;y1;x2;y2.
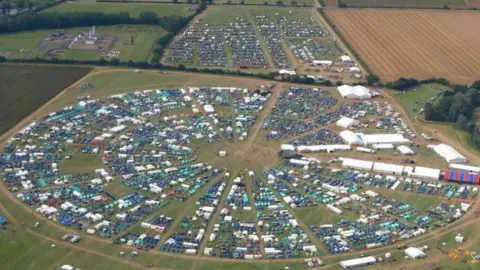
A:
2;85;477;265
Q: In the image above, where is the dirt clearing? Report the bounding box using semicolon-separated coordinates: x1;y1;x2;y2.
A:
326;9;480;84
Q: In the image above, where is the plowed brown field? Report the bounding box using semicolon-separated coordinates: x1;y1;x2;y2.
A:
326;9;480;84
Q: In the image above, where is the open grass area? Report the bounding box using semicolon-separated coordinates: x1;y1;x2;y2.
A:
294;206;358;226
390;84;448;118
0;30;47;58
42;2;195;18
0;25;167;62
0;64;91;136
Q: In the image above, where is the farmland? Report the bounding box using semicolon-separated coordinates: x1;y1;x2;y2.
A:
41;2;196;18
343;0;469;8
325;9;480;84
0;64;91;136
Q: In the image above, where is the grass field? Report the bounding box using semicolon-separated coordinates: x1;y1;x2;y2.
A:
101;0;314;6
42;2;195;18
325;9;480;84
0;64;91;136
0;31;47;58
344;0;468;8
390;83;448;118
0;25;167;62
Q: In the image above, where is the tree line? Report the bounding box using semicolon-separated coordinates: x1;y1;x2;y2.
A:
0;10;192;33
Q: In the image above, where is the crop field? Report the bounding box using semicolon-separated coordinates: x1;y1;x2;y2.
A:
0;64;91;136
326;9;480;84
343;0;469;8
42;2;195;18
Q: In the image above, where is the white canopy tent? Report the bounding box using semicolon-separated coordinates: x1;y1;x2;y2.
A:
336;116;360;129
337;85;371;99
429;144;467;163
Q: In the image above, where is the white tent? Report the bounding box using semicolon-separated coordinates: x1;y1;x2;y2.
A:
359;133;410;145
429;144;467;163
405;247;426;259
340;256;376;269
372;144;394;151
203;105;215;114
449;163;480;173
340;157;373;171
413;166;440;180
340;130;363;145
337;85;371;99
336;116;359;128
397;145;415;155
313;60;332;66
340;55;353;63
373;162;404;175
297;145;350;153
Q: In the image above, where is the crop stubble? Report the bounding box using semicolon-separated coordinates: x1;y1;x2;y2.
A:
326;9;480;84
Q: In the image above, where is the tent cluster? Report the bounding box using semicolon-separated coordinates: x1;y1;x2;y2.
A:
288;38;341;63
263;87;338;140
189;86;272;141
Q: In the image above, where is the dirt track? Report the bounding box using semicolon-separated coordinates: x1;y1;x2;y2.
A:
325;9;480;84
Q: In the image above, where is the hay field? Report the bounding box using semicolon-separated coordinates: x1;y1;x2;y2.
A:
344;0;468;8
326;9;480;84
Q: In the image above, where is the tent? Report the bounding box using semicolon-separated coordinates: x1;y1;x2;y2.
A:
340;130;363;145
429;144;467;163
405;247;426;259
337;85;371;99
397;145;415;155
413;166;440;180
340;157;373;171
336;116;359;128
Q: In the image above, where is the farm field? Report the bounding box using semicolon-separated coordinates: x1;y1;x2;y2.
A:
325;9;480;84
0;25;167;62
343;0;469;8
41;2;196;18
0;64;91;136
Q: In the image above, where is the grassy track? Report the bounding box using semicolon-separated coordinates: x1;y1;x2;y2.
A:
0;64;91;136
42;2;195;18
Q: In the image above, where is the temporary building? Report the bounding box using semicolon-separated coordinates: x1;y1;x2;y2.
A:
296;145;350;153
340;130;363;145
279;69;296;76
449;163;480;173
313;60;333;66
290;159;309;166
397;145;415;155
405;247;426;259
443;170;480;185
340;55;353;63
349;67;361;73
280;144;295;151
372;144;394;151
413;166;440;180
340;256;376;269
336;116;360;128
337;85;371;99
373;162;404;175
203;105;215;114
359;133;410;145
340;157;373;171
429;144;467;163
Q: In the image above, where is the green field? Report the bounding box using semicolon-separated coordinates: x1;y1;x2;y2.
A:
344;0;467;7
0;25;167;62
390;83;447;118
0;31;47;58
0;64;91;136
42;2;195;17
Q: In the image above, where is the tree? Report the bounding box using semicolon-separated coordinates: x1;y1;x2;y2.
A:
227;0;232;4
291;0;297;6
173;0;179;3
131;36;134;45
366;74;379;86
456;114;470;131
187;0;193;3
240;0;245;4
471;80;480;90
276;0;284;5
264;1;269;5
